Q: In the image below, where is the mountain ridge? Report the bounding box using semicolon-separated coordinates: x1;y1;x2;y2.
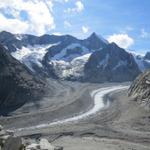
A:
0;31;150;82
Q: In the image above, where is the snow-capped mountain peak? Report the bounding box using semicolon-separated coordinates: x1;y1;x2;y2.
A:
0;31;150;82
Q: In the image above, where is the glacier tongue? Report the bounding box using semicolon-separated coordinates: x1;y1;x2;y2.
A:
49;53;92;79
47;43;93;79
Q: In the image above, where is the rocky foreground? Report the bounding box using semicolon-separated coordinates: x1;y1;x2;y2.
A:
0;124;63;150
1;81;150;150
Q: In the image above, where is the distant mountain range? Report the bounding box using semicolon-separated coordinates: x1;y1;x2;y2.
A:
0;31;150;82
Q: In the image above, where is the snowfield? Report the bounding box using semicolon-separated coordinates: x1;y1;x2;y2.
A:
11;43;59;72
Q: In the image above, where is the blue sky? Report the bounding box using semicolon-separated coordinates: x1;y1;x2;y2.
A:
0;0;150;53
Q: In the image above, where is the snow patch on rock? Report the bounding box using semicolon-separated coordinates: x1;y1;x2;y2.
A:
97;54;109;69
113;60;127;70
15;34;23;41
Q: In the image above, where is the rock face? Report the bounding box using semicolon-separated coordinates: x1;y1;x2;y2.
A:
144;52;150;60
2;137;23;150
0;45;46;115
84;43;141;82
128;70;150;109
81;32;108;50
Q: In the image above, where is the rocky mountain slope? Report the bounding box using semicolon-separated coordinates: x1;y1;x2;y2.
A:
128;70;150;109
0;44;46;115
0;31;150;82
84;43;141;82
144;52;150;60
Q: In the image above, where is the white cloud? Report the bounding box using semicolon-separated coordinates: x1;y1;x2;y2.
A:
107;34;134;49
64;20;71;27
82;26;89;34
0;13;29;34
52;32;62;36
140;29;150;38
65;1;84;13
75;1;84;12
0;0;55;35
64;0;69;2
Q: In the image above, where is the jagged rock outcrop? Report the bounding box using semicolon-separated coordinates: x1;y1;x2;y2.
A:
0;45;46;115
81;32;108;50
128;70;150;109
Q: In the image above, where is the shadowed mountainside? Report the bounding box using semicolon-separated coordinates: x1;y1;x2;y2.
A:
84;43;141;82
0;44;46;115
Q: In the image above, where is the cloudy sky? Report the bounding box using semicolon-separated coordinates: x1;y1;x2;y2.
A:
0;0;150;53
